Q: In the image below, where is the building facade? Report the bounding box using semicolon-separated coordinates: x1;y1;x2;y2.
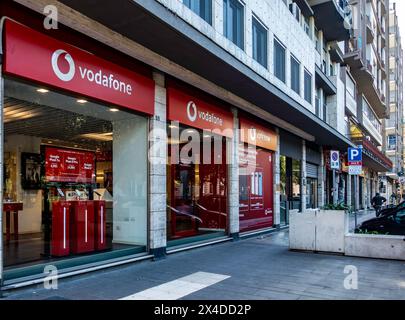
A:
342;0;392;210
0;0;395;288
383;1;404;200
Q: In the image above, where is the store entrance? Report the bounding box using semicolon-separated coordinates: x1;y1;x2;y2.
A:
239;148;273;232
167;128;228;244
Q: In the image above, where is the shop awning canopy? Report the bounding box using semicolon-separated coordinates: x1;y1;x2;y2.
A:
60;0;355;151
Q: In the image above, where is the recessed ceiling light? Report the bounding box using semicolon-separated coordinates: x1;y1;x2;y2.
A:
109;108;119;112
37;88;49;93
77;99;88;104
48;141;53;144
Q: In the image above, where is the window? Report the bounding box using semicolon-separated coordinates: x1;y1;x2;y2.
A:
223;0;244;50
304;69;312;104
346;74;356;98
363;98;381;133
291;56;301;95
274;39;286;82
252;17;268;68
183;0;212;24
289;3;301;23
315;90;321;117
303;16;311;38
388;135;396;150
315;28;321;52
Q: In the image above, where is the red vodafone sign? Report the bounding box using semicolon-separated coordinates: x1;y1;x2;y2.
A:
167;84;234;138
240;117;278;151
3;20;154;115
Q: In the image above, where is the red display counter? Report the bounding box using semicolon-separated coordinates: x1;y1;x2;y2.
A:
93;200;107;251
3;202;24;244
70;201;95;254
51;201;71;257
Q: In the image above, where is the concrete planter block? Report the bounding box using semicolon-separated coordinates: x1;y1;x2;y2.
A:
289;209;347;254
315;210;347;253
345;234;405;261
289;209;316;251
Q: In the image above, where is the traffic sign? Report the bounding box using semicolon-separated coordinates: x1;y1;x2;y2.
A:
330;150;340;170
348;147;362;165
349;165;362;175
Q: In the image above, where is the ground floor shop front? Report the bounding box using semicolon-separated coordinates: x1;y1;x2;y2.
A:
0;13;367;287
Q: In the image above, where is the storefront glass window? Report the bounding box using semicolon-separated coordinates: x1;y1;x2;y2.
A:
306;178;318;209
2;79;148;270
280;155;288;225
280;155;301;217
291;159;301;209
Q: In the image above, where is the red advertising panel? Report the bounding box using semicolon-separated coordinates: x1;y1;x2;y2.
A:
45;147;95;184
240;117;278;151
167;84;234;138
3;20;154;115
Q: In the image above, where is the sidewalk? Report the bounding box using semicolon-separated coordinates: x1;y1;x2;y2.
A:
2;230;404;300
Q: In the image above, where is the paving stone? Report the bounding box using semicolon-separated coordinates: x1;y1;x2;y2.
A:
3;231;405;300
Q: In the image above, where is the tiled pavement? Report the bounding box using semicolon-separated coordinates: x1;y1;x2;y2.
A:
2;231;405;300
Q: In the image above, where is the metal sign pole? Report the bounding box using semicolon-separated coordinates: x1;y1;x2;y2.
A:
354;175;358;229
332;169;335;205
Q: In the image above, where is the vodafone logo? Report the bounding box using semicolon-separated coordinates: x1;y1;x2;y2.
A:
187;101;198;122
50;49;133;96
51;49;75;82
186;101;224;126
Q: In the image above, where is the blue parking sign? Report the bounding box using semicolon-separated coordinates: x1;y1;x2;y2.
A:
348;147;362;163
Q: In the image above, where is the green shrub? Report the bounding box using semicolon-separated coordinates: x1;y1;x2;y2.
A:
322;202;349;211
